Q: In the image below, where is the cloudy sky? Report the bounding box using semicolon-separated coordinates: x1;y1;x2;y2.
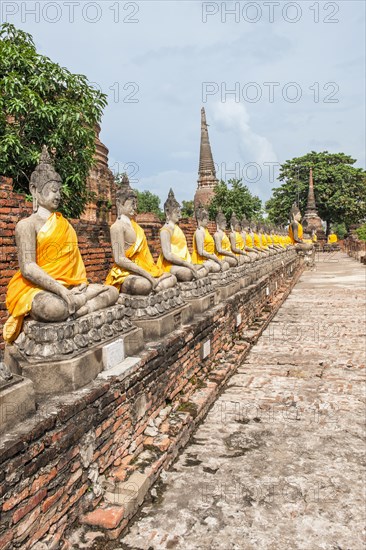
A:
3;0;365;206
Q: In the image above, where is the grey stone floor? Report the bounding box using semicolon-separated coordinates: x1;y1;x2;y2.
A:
120;253;366;550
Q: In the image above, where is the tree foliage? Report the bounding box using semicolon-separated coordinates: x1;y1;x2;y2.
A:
181;200;194;219
355;224;366;242
0;23;107;218
265;151;366;232
135;190;163;219
208;179;263;222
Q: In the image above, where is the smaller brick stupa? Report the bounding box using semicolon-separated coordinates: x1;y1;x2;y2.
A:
82;124;116;223
194;107;219;208
302;168;326;241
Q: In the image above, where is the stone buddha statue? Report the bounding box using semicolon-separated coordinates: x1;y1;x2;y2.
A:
213;210;238;267
257;224;273;255
264;224;279;253
192;205;228;272
229;214;250;264
269;226;284;250
157;189;208;282
249;222;267;256
3;146;119;344
106;176;177;295
240;217;260;260
288;204;313;251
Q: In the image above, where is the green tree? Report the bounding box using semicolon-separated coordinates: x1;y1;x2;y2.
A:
136;190;163;219
208;179;262;222
0;23;107;218
265;151;366;233
355;224;366;241
330;222;347;239
181;200;194;218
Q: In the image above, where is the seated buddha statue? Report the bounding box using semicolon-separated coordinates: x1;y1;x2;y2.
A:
105;176;177;295
229;214;250;264
192;205;229;272
3;146;119;344
265;225;281;253
270;226;284;250
249;223;267;256
288;204;313;252
254;224;271;256
213;210;238;268
241;217;260;260
327;232;338;244
157;189;209;282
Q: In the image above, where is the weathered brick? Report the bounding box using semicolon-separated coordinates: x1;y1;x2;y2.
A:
12;488;47;524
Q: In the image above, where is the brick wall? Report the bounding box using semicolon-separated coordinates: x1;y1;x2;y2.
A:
0;178;205;352
0;254;302;548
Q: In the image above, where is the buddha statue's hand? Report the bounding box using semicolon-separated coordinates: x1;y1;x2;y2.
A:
189;265;200;279
69;283;88;294
150;278;159;292
59;287;77;316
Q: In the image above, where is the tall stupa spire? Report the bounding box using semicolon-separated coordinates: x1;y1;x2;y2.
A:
302;167;325;241
306;167;317;211
194;107;219;208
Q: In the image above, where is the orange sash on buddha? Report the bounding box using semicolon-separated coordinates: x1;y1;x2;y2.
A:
157;224;191;272
289;223;303;244
3;213;88;343
245;234;253;248
105;219;163;289
192;228;215;264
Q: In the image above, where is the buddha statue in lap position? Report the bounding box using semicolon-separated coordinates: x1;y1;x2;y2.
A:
241;217;260;260
229;214;250;264
157;189;209;282
105;176;177;295
192;205;229;273
288;204;313;252
3;146;119;344
249;222;267;256
213;210;238;268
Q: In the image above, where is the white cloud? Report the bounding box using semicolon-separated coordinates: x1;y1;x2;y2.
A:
211;101;277;167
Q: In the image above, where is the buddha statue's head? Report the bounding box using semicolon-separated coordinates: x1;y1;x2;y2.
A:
29;146;62;213
230;213;241;233
216;209;227;231
241;216;250;232
290;203;301;223
195;204;209;228
116;174;137;219
164;189;181;224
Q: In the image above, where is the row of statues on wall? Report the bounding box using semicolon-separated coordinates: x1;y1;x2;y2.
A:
3;147;306;345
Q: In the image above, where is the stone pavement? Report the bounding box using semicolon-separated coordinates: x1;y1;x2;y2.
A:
116;253;365;550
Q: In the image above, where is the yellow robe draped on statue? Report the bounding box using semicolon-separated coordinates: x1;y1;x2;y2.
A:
289;223;303;244
157;224;191;272
253;233;261;248
328;233;338;244
105;219;163;290
246;234;253;248
3;212;88;344
192;228;215;264
260;234;268;248
215;233;232;260
234;232;245;257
